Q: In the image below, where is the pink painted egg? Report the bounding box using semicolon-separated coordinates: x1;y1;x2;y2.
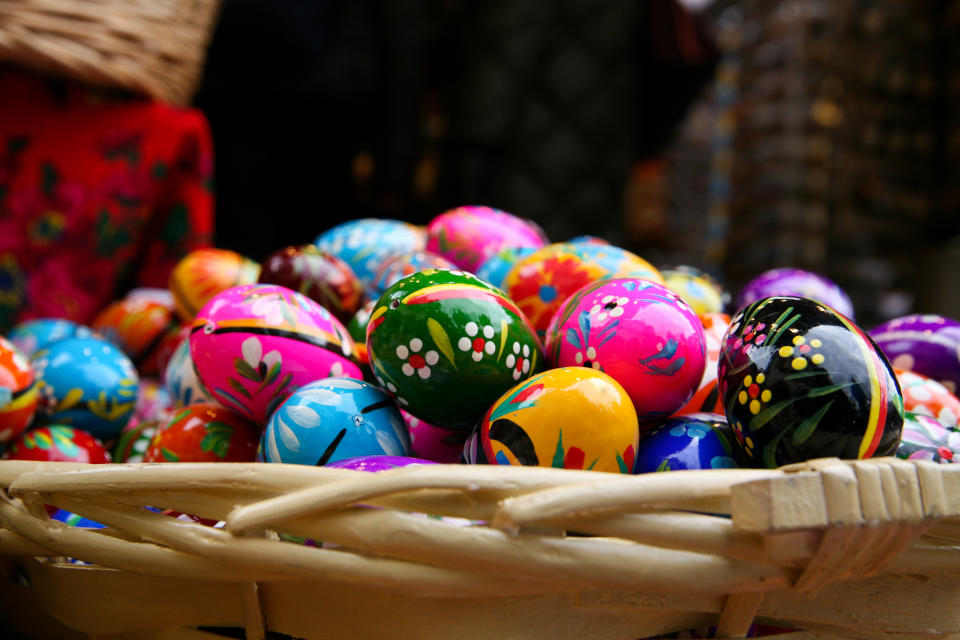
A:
544;278;706;428
401;408;467;463
189;284;363;425
425;206;547;272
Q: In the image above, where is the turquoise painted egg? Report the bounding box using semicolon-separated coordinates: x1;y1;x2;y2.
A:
633;413;741;473
7;318;96;357
31;337;139;441
719;296;903;468
366;268;543;430
314;219;426;296
474;246;537;290
259;378;410;465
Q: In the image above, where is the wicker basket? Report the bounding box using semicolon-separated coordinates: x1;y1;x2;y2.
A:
0;457;958;640
0;0;222;104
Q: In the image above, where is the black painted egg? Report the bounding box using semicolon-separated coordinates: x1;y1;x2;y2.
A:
718;296;903;468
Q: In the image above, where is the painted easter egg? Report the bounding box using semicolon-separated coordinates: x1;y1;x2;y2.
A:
4;425;111;463
462;367;639;473
895;368;960;427
896;412;959;464
127;378;172;428
474;246;538;290
258;245;365;323
869;314;960;395
402;408;467;464
347;299;377;344
425;206;548;272
0;336;38;444
169;248;261;323
143;403;259;462
163;338;215;408
662;266;729;316
736;268;854;319
91;294;182;377
314;219;426;295
504;242;664;336
51;509;106;529
675;313;730;416
633;413;741;473
566;235;610;246
366;269;543;430
111;418;159;463
259;378;410;465
7;318;96;357
190;284;362;425
544;278;706;426
31;337;139;441
327;455;436;472
371;251;457;298
719;297;903;468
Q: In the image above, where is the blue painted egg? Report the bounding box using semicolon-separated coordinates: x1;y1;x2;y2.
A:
314;219;426;296
31;337;139;441
474;247;537;290
7;318;96;357
51;508;106;529
259;377;410;465
633;413;741;473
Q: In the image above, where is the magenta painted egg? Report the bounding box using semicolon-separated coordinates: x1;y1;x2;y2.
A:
544;278;706;427
190;284;363;425
402;408;467;463
425;206;548;272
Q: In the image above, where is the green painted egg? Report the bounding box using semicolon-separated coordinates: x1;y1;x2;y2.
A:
366;269;543;430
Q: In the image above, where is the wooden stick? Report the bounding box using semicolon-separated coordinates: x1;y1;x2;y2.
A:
715;592;764;638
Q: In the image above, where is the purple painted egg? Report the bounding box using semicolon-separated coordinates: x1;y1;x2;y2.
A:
425;206;548;272
327;455;436;472
736;268;854;319
870;314;960;395
544;278;706;428
190;284;363;425
371;251;457;297
402;408;467;463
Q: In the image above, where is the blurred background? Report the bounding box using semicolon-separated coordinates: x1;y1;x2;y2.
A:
194;0;960;328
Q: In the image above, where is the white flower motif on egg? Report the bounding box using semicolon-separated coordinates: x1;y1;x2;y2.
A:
457;322;496;362
396;338;439;379
589;295;629;323
505;342;532;380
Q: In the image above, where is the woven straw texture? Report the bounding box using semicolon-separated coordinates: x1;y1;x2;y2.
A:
0;0;221;104
0;457;959;639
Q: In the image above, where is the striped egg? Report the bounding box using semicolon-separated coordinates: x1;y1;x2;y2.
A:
189;284;362;425
718;296;903;468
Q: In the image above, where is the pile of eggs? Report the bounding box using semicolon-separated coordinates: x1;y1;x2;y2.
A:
4;204;959;497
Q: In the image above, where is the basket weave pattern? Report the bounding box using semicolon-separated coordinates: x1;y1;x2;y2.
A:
0;0;221;104
0;457;958;639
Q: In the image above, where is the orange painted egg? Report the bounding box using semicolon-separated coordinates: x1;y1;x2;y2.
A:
169;248;261;322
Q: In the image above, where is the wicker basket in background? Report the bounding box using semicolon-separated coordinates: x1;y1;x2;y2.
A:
0;0;222;104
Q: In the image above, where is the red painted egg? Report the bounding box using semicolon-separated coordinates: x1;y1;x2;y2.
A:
143;403;259;462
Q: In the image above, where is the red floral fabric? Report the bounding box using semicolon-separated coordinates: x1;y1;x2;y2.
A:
0;69;214;332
